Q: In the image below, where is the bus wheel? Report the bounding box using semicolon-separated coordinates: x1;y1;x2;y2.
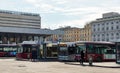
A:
96;57;102;62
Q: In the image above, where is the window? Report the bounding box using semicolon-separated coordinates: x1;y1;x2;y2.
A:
111;33;114;36
111;26;113;30
98;24;100;26
106;23;109;25
111;22;113;24
102;27;104;30
97;38;100;41
98;28;100;31
102;39;105;41
98;34;100;37
116;26;119;29
116;33;119;36
102;34;104;37
116;21;119;24
106;39;109;41
106;27;109;30
102;23;104;26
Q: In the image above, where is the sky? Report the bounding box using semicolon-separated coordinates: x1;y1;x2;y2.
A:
0;0;120;29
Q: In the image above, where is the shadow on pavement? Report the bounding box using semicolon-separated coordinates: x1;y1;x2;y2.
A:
64;62;120;68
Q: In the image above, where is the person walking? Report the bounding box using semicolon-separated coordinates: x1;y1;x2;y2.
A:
80;50;84;65
31;48;37;62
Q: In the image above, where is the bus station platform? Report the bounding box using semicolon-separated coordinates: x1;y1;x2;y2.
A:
65;62;120;68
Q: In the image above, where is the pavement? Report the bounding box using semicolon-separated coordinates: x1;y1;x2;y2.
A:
0;58;120;73
64;62;120;68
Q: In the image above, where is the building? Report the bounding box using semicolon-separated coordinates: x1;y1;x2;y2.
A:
47;26;81;42
0;10;63;44
63;27;81;42
46;29;64;42
0;10;41;29
83;23;92;41
91;12;120;42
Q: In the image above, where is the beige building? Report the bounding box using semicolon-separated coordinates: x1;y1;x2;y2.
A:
79;23;92;41
47;23;92;42
47;26;81;42
63;27;81;42
84;23;92;41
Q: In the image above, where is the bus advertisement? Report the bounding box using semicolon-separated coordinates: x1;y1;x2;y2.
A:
0;44;17;57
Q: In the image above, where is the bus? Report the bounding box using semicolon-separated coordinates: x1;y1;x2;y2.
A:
0;44;17;57
46;43;58;59
58;41;116;62
58;42;76;61
16;41;40;60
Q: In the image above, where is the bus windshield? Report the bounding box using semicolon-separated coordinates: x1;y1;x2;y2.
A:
59;47;68;56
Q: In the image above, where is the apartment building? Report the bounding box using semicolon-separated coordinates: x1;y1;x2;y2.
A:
91;12;120;42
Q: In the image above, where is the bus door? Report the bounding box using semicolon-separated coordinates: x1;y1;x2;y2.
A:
21;45;32;59
68;46;77;61
75;44;86;61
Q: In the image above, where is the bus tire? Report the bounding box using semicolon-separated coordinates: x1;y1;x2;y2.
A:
96;57;102;62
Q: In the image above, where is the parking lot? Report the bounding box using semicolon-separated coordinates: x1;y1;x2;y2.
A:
0;58;120;73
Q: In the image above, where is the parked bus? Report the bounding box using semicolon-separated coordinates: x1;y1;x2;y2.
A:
0;44;17;57
16;41;40;60
46;43;58;59
58;41;116;62
58;42;76;61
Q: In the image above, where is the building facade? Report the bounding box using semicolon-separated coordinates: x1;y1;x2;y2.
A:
47;26;81;42
63;27;81;42
0;10;41;29
91;12;120;42
0;10;63;44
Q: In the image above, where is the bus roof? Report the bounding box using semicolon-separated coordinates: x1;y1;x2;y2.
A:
76;41;115;45
21;41;39;45
46;43;58;47
59;42;76;46
0;44;17;46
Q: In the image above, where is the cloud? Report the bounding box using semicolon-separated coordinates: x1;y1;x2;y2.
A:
24;0;120;29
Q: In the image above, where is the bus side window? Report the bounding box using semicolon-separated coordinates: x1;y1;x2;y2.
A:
18;47;23;53
87;45;94;54
0;48;3;52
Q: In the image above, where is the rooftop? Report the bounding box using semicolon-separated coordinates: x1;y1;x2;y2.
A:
0;10;39;17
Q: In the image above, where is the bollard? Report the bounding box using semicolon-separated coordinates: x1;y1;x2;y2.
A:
89;57;93;66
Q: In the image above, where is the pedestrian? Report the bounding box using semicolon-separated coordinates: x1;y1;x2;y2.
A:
80;50;84;65
31;48;37;62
